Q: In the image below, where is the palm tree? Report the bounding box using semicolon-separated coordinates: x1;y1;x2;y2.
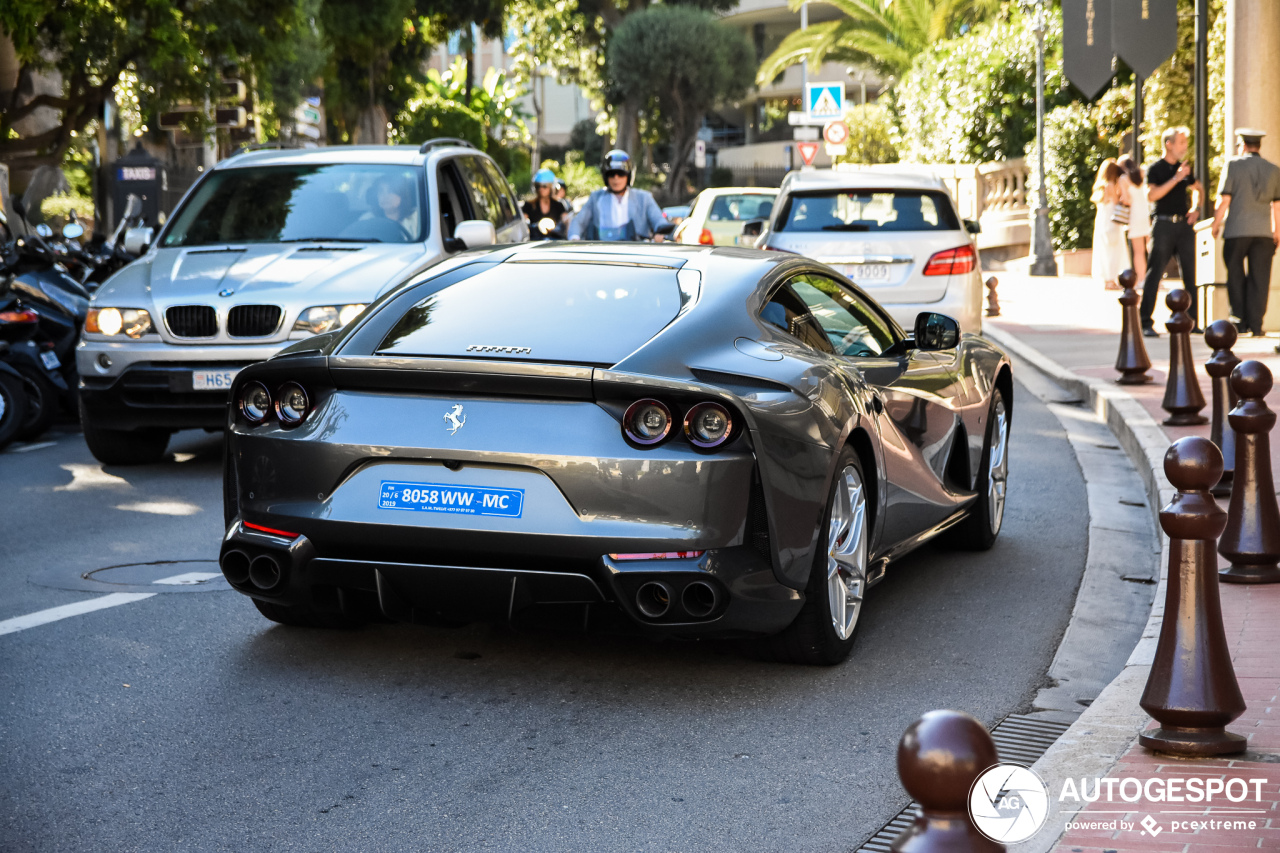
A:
755;0;1001;87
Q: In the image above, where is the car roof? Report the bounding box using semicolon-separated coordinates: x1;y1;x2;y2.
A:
782;167;948;192
700;187;778;196
214;144;480;170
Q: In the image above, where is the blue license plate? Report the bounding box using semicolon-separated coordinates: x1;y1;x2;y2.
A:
377;480;524;519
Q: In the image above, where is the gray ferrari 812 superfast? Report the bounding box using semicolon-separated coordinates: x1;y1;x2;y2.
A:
220;241;1012;664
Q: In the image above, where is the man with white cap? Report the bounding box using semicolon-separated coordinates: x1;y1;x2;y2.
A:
1212;128;1280;336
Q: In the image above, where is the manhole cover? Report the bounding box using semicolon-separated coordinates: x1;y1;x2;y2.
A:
29;560;231;594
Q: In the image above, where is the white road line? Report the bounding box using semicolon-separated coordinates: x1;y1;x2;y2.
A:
0;593;156;636
6;441;57;453
153;572;222;585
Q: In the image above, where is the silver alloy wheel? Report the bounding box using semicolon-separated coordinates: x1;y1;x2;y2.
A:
827;464;868;641
987;396;1010;535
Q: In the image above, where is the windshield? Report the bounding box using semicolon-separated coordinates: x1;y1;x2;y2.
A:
162;164;426;247
706;193;775;222
376;263;683;365
777;189;959;233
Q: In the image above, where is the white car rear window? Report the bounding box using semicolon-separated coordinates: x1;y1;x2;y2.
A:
777;190;959;233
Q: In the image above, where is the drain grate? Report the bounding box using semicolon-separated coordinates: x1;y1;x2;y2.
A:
853;714;1071;853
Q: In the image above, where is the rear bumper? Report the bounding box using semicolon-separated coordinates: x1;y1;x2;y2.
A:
875;276;982;337
219;521;803;637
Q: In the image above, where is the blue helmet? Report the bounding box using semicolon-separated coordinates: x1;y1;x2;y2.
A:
533;168;557;187
601;149;633;188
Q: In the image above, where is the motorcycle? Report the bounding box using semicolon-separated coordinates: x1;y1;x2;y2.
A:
0;340;30;450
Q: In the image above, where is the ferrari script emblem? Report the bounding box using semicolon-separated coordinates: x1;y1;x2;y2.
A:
444;404;466;435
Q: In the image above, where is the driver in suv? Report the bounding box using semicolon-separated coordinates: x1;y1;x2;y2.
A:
78;140;527;464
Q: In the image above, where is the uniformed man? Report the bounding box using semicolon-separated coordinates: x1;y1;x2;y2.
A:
1211;128;1280;337
1140;127;1203;337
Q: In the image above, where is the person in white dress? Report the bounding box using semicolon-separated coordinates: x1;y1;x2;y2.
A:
1117;155;1151;285
1091;159;1128;289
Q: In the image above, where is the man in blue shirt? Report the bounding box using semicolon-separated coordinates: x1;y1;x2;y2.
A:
569;149;668;241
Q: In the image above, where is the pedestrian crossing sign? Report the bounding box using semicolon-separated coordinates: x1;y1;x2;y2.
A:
806;83;844;120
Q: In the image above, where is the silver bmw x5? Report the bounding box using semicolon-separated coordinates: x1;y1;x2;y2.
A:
77;141;527;464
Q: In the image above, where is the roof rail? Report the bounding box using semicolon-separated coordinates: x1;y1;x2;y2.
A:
418;137;477;153
230;141;308;158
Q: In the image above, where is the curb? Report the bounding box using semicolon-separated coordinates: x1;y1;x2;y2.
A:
984;326;1176;853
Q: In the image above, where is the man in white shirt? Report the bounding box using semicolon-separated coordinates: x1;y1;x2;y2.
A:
568;149;669;241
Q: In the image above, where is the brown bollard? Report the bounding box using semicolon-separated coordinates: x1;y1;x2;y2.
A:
890;710;1004;853
1115;269;1153;385
1218;361;1280;584
984;276;1001;317
1139;436;1246;756
1204;321;1241;497
1160;289;1209;425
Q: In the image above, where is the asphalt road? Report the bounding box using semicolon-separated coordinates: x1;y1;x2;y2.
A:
0;376;1089;853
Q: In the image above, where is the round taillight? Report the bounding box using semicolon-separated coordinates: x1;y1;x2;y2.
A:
684;402;733;448
623;399;672;445
239;382;272;424
275;382;309;425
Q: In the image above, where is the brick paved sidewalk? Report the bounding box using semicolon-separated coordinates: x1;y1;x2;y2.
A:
986;273;1280;853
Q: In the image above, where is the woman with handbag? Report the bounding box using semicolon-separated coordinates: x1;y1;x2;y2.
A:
1091;159;1129;290
1117;155;1150;285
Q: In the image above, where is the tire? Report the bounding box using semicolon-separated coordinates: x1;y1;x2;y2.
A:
80;402;171;465
15;366;57;442
759;447;871;666
944;386;1010;551
252;598;364;629
0;370;30;450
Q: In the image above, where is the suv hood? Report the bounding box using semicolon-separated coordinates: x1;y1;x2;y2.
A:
95;242;430;307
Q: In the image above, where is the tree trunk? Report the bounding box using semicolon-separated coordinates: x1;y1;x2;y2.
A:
354;103;388;145
664;129;697;206
613;98;640;158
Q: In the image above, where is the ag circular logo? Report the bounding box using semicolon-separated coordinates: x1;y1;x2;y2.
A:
968;763;1050;843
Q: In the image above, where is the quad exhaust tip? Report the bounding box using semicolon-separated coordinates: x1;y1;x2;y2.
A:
681;581;718;618
248;554;283;591
635;581;672;619
221;550;251;586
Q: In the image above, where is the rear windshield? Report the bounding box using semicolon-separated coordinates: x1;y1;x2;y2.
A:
377;263;683;365
776;190;959;233
162;164;426;247
705;193;776;222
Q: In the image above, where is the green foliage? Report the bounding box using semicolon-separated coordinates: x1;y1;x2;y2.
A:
607;5;755;199
709;166;735;188
1027;102;1118;251
40;193;95;229
896;8;1069;164
394;99;487;148
542;154;603;199
756;0;1001;86
1;0;309;167
835;103;900;165
568;119;605;166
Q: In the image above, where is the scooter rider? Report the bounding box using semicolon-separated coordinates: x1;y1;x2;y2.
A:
568;149;668;241
522;168;570;240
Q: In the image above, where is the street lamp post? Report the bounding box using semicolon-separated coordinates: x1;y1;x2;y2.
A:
1030;0;1058;277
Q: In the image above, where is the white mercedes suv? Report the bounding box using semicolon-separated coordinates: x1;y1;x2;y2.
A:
78;140;528;464
748;169;982;336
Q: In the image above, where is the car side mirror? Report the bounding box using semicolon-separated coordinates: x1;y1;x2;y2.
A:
913;312;960;350
741;218;765;239
451;219;495;250
963;219;981;235
123;225;154;255
654;220;676;237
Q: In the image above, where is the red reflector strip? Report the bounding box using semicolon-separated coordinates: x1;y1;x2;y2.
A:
0;311;39;323
243;521;300;538
608;551;706;561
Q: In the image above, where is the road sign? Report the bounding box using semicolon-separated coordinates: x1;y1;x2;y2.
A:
824;143;847;158
694;139;707;169
1112;0;1177;79
788;111;826;127
1062;0;1115;98
797;141;820;167
793;126;820;141
823;120;850;146
805;83;844;120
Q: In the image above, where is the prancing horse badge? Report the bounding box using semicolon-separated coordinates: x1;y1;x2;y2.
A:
444;404;466;435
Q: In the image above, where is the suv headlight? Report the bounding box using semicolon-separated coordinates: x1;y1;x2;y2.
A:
86;307;154;338
293;304;367;335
